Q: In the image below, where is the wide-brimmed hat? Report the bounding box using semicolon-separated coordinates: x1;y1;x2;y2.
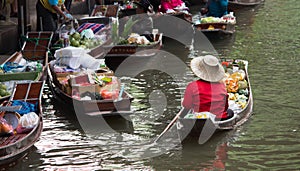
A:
133;0;152;12
190;55;225;82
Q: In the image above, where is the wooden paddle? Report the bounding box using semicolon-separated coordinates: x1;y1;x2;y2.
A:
154;108;188;143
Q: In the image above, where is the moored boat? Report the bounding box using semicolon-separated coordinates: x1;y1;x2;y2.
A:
47;60;134;119
0;81;44;165
193;14;236;36
0;32;52;103
194;22;236;37
176;59;253;143
102;33;163;71
0;31;52;82
228;0;263;11
90;4;120;18
0;51;47;82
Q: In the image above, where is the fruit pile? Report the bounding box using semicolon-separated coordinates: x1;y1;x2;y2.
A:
199;14;236;24
223;60;249;110
0;83;10;98
69;31;103;49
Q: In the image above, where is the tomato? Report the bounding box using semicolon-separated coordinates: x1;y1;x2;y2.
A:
221;61;229;67
100;89;119;99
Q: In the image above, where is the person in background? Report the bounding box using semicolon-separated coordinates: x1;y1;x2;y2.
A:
201;0;228;18
64;0;72;11
36;0;73;32
182;55;233;120
64;0;86;12
160;0;186;13
10;0;18;17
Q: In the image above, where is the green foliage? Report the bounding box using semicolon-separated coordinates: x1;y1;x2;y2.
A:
111;17;138;45
121;17;138;38
111;20;120;45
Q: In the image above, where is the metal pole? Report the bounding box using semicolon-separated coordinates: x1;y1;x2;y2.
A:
21;6;24;36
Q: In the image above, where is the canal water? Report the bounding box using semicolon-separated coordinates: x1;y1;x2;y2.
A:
7;0;300;170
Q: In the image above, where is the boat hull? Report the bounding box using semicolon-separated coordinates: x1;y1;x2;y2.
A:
102;34;162;71
47;65;134;118
0;81;44;165
47;67;134;133
194;23;236;36
228;0;263;11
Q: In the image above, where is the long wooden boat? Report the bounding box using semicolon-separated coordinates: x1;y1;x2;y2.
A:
102;33;163;71
177;59;253;143
0;31;52;82
47;64;134;119
0;32;51;103
228;0;263;11
0;81;44;165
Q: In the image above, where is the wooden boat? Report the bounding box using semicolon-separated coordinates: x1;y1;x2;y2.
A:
167;11;193;23
0;32;51;103
90;4;119;18
194;22;236;35
176;59;253;143
0;31;52;82
0;52;44;82
228;0;263;11
47;64;134;118
0;81;44;165
102;33;163;71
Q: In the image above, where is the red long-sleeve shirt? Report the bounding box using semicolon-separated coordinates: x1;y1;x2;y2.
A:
182;80;228;118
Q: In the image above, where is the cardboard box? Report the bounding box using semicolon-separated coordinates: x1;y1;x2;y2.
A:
72;84;100;95
69;74;94;86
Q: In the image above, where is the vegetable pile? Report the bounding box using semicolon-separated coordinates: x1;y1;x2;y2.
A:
222;60;249;112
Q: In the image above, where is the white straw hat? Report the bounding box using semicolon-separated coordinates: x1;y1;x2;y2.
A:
190;55;225;82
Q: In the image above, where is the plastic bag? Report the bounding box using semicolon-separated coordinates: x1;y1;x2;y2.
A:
54;46;88;69
19;112;39;129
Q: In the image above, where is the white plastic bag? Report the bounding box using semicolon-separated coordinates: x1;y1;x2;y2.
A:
54;47;88;69
19;112;39;129
79;53;102;70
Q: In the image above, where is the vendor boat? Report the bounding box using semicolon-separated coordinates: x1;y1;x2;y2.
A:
0;81;44;165
176;59;253;144
101;33;163;71
228;0;263;11
194;22;236;35
47;63;134;118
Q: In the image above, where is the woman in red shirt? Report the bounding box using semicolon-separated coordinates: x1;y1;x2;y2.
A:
182;55;233;120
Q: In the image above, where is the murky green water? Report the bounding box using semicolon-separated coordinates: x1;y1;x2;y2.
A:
5;0;300;170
